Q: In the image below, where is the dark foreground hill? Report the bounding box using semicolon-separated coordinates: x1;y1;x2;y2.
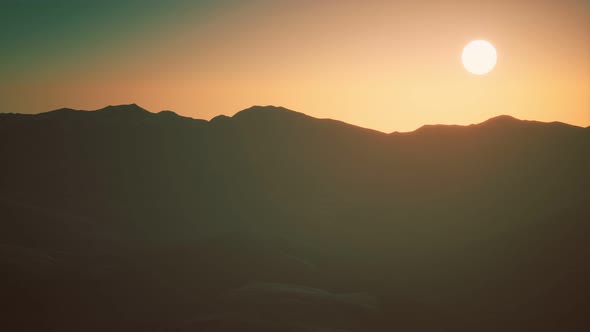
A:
1;104;589;331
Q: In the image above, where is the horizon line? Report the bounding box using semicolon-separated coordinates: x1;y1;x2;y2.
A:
2;103;588;134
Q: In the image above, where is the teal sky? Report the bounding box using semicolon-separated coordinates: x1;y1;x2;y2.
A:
1;1;234;78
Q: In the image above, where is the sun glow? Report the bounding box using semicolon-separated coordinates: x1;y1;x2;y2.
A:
462;40;497;75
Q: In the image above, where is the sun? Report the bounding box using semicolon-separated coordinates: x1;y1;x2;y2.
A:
462;40;497;75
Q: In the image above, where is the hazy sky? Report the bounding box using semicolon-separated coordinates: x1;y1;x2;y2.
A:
1;0;589;132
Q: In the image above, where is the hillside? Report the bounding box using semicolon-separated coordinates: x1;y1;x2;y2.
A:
1;104;589;331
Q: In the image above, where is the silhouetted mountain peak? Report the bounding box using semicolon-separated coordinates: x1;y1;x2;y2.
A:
412;123;463;134
476;115;586;133
39;103;149;118
232;105;309;122
50;107;77;113
157;110;178;117
488;114;518;121
40;107;81;117
412;115;529;135
210;114;231;124
95;103;150;116
156;110;191;121
479;114;521;126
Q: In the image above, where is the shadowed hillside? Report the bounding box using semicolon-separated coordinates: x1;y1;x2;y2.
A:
1;104;589;331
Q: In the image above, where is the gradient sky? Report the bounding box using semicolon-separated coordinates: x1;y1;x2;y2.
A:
1;0;589;132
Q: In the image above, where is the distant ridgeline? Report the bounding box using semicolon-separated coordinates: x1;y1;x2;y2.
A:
1;104;589;331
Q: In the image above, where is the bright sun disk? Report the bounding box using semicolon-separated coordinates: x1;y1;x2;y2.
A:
462;40;497;75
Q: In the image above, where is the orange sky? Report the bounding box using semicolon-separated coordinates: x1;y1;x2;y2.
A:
1;0;589;132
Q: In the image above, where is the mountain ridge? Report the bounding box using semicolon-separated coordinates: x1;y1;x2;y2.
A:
1;102;589;331
2;104;587;134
